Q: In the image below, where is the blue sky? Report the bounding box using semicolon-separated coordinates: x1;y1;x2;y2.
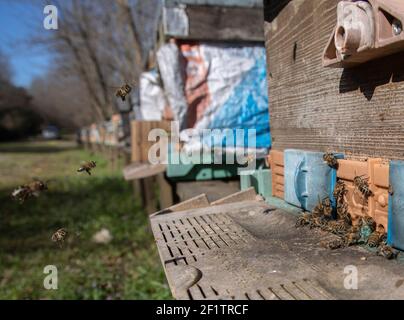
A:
0;1;52;88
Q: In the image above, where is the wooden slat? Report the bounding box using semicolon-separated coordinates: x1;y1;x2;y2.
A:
130;120;171;163
211;187;257;205
123;163;167;180
157;172;175;209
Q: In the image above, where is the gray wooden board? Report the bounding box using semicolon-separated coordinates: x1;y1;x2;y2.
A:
264;0;404;159
164;5;265;41
176;180;240;203
150;200;404;300
123;163;166;180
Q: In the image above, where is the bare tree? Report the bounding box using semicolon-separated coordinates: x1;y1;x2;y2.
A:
26;0;161;131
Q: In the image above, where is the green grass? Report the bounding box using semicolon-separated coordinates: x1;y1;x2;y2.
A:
0;140;171;299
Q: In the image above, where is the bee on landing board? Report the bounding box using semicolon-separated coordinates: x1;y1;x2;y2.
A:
312;196;325;216
353;175;373;198
11;179;48;203
367;231;384;247
333;180;347;204
77;161;96;175
377;243;397;260
295;212;312;228
361;216;377;232
321;237;345;250
312;215;329;231
336;202;351;225
344;231;361;246
51;228;68;247
367;224;386;248
322;197;333;218
327;219;349;236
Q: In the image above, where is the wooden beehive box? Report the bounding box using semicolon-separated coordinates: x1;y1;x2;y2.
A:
130;120;171;163
264;0;404;160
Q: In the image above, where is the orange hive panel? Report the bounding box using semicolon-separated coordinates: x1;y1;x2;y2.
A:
269;150;284;199
337;159;369;226
368;158;389;232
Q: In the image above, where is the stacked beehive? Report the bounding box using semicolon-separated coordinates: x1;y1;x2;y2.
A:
264;0;404;250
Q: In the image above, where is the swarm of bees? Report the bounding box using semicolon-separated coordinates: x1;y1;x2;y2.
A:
77;161;97;175
353;175;373;198
115;84;132;101
11;179;48;203
295;179;397;259
323;152;339;168
51;228;68;247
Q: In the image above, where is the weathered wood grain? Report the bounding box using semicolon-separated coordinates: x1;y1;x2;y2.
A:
264;0;404;160
130;120;171;163
171;5;265;41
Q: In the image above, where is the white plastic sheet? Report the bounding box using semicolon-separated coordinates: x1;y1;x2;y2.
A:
139;70;166;121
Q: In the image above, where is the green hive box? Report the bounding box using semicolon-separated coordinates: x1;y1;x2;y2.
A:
240;169;272;200
166;148;266;181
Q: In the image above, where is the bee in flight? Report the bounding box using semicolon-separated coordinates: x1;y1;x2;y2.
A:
11;179;48;203
77;161;96;175
51;228;68;247
115;84;132;101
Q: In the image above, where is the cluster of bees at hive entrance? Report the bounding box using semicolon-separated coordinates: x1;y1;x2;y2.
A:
11;161;97;248
296;152;397;260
